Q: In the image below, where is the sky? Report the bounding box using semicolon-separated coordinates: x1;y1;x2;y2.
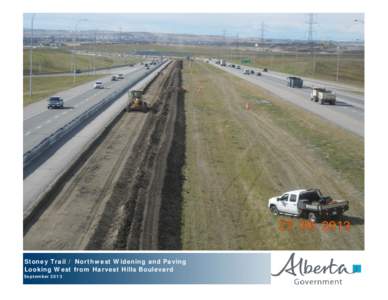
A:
23;13;364;41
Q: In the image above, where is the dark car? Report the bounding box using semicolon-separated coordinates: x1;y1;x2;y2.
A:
47;96;64;109
75;69;82;74
263;68;268;72
256;72;262;76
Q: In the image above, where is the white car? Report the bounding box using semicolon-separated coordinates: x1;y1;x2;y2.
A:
94;81;104;89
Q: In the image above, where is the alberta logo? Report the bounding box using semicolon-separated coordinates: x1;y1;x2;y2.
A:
272;253;361;286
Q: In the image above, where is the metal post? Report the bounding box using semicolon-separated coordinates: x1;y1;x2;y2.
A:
336;45;340;81
29;14;36;97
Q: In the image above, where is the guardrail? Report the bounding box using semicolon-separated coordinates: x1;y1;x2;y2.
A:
23;60;171;171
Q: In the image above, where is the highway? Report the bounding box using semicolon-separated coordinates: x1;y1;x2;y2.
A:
210;61;364;137
23;63;160;154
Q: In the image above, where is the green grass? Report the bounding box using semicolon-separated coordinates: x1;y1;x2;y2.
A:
181;61;363;250
76;43;364;86
230;52;364;87
23;48;142;75
234;76;364;193
23;75;102;106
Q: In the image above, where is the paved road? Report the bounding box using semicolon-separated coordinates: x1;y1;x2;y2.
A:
210;61;364;137
23;63;143;78
23;64;161;153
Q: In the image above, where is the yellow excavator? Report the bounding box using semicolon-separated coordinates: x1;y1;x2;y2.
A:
126;90;149;113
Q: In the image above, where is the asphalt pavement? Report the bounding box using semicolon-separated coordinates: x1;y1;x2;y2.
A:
24;64;159;153
210;61;364;137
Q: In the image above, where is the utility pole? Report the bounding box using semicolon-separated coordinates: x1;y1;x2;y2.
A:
221;29;226;60
306;13;317;75
28;14;36;97
260;22;265;44
336;45;341;81
93;29;97;75
236;33;240;63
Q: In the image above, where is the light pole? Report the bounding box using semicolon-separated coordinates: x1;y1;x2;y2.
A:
28;14;36;97
354;18;364;42
72;18;87;83
336;45;341;81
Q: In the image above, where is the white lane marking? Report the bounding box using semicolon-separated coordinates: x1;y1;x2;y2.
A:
36;125;42;130
45;119;52;124
25;131;31;136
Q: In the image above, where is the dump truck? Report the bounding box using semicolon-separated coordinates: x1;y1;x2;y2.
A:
287;76;303;88
310;88;336;105
268;189;349;223
126;90;149;113
220;59;227;66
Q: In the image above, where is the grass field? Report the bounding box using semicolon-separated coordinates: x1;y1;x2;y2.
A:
23;48;141;75
76;43;364;86
181;61;363;250
23;75;102;106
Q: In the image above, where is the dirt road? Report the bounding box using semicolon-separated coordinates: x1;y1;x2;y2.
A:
24;61;184;250
181;61;364;250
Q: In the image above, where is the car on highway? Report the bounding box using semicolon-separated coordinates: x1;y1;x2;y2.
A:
118;74;124;79
47;96;64;109
256;71;262;76
263;68;268;72
94;81;104;89
236;65;241;69
250;70;255;74
243;69;250;75
268;189;349;223
111;75;118;81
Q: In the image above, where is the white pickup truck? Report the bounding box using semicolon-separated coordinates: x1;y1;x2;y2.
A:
268;189;349;222
310;88;336;105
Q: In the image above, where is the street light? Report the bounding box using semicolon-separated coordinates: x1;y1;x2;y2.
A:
354;18;364;42
28;14;36;97
72;18;88;83
336;45;341;81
